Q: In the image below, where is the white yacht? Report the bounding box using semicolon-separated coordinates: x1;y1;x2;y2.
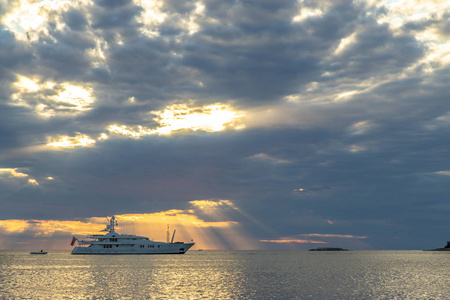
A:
71;216;194;255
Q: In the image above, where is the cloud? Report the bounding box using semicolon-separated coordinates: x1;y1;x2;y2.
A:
107;103;244;137
260;239;327;244
0;0;449;251
47;133;96;148
0;202;258;250
11;76;95;117
247;153;291;164
302;233;367;239
433;171;450;176
0;168;39;186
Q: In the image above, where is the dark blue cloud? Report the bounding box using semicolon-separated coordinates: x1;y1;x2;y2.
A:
63;9;89;31
0;0;449;250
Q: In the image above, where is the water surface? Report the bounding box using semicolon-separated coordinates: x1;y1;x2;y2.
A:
1;250;449;299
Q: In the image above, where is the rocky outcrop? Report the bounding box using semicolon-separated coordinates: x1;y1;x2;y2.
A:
424;241;450;251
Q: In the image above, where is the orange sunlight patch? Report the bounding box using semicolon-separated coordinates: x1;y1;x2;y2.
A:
0;200;259;250
0;220;31;233
303;233;367;239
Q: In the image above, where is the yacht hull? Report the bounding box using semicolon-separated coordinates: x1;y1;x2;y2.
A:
72;243;195;255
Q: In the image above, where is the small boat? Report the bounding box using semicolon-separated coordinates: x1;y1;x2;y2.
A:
30;250;48;254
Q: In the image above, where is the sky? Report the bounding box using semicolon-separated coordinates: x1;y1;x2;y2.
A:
0;0;449;251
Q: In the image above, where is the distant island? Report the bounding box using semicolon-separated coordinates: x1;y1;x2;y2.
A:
309;247;349;251
424;241;450;251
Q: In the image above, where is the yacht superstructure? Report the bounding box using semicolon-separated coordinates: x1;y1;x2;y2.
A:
71;216;194;255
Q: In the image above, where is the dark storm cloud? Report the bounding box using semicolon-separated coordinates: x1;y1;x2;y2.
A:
325;23;423;80
36;41;91;76
92;5;143;30
63;9;89;31
95;0;133;9
0;29;33;97
403;12;450;38
1;0;450;250
181;0;322;102
162;0;197;14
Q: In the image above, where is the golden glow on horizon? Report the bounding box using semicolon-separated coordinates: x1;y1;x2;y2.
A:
107;103;244;138
115;210;237;229
0;220;31;233
109;209;249;250
0;200;256;250
189;199;262;250
0;219;104;236
0;204;367;250
303;233;367;239
47;133;96;148
261;233;367;244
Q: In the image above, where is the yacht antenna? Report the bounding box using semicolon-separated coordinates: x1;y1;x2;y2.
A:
167;224;170;243
171;230;176;244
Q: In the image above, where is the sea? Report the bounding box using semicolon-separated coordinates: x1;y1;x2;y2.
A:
1;250;450;299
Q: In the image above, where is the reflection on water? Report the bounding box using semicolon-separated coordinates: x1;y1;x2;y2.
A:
1;250;450;299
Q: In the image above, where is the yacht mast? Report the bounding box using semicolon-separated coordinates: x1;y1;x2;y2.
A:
106;215;117;233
